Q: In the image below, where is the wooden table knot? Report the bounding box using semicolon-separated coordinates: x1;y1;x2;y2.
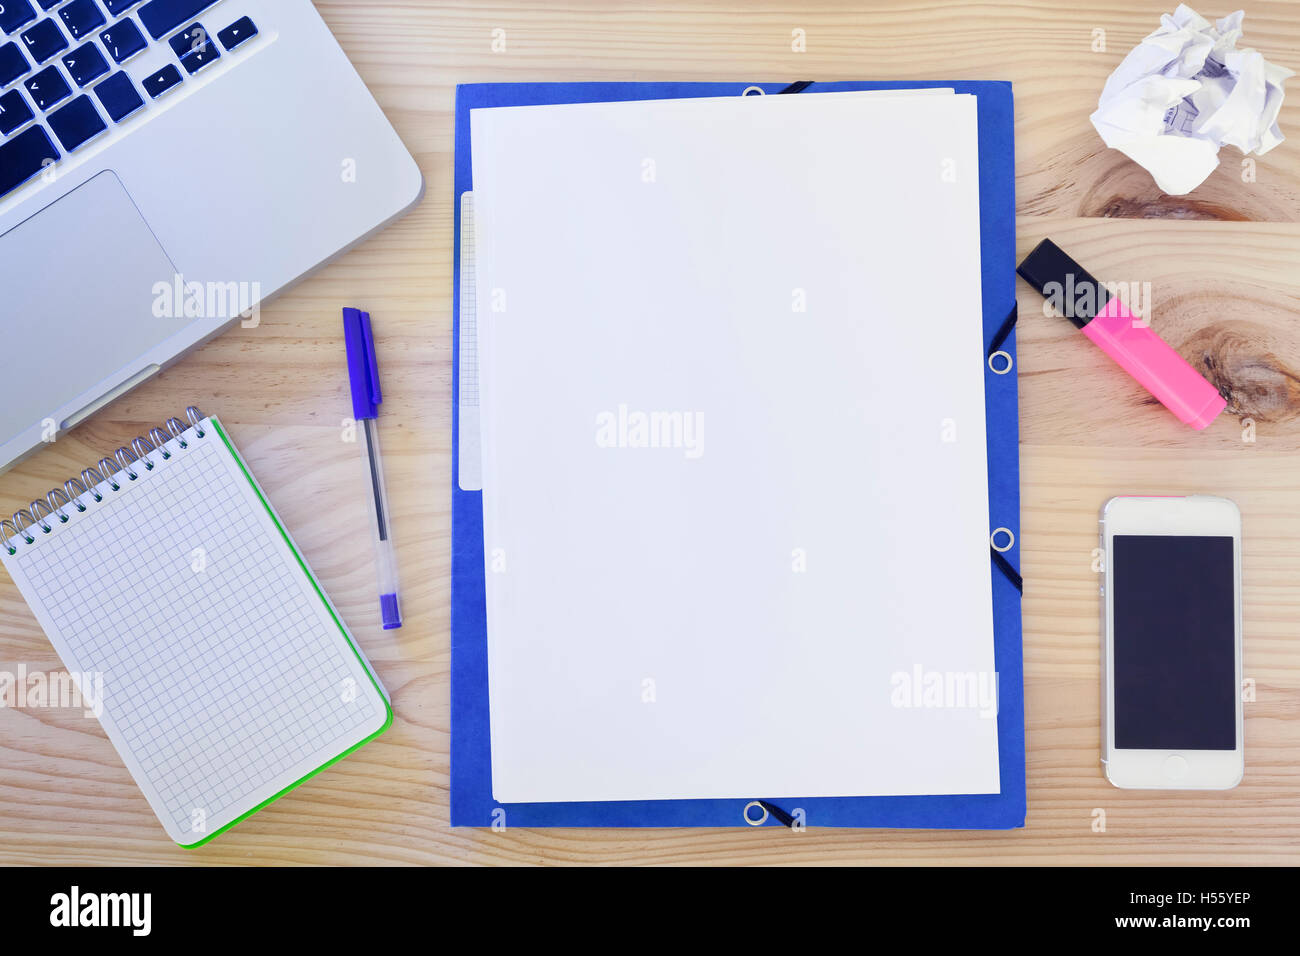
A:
1182;323;1300;421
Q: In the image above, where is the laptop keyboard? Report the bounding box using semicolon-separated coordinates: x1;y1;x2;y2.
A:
0;0;258;201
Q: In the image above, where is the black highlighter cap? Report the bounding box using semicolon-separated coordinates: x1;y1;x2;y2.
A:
1016;238;1112;330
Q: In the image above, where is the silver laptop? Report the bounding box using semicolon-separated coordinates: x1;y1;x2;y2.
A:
0;0;424;470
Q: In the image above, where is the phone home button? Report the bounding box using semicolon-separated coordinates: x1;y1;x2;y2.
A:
1164;755;1189;780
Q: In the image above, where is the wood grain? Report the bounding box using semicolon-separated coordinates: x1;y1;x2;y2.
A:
1;0;1298;865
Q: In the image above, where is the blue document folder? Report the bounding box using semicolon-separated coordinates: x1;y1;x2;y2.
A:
451;81;1023;828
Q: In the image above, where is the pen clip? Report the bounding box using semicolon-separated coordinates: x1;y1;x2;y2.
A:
343;307;383;419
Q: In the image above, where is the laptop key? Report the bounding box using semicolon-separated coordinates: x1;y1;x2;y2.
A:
19;18;67;62
99;18;145;63
168;20;208;57
141;62;181;99
0;123;58;199
102;0;141;13
92;70;142;121
0;1;36;35
58;0;106;41
137;0;215;41
62;41;108;86
179;42;217;74
0;40;30;85
48;93;105;151
0;88;34;135
216;16;255;52
24;63;70;110
35;0;60;9
92;69;143;123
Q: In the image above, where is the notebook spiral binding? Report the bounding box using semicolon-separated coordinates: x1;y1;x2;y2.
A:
1;407;208;556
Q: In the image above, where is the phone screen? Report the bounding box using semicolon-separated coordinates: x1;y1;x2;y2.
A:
1112;534;1236;751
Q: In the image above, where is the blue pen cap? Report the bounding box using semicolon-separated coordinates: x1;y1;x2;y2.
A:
342;307;383;421
380;592;402;630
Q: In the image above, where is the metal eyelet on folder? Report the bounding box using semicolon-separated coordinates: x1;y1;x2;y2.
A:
1;409;207;550
990;527;1015;552
742;801;769;826
741;86;765;97
986;303;1018;375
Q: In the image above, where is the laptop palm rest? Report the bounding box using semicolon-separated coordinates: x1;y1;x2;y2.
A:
1;171;182;443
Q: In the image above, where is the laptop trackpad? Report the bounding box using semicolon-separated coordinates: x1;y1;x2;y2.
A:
1;171;182;441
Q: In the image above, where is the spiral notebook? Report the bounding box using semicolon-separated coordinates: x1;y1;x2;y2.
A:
0;409;392;847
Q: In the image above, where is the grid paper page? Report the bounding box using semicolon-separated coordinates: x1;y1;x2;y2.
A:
1;417;389;845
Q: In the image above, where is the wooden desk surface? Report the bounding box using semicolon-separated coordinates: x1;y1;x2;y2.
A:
2;0;1298;866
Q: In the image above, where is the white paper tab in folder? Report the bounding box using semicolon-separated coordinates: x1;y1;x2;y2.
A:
471;91;998;803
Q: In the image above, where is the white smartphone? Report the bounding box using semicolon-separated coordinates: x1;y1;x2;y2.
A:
1100;495;1244;790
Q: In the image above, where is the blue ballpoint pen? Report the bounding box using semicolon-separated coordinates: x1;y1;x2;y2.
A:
343;307;403;630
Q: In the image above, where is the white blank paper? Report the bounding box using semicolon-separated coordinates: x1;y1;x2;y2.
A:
472;92;999;803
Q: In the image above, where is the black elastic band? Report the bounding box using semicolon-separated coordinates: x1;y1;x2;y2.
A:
987;301;1021;592
991;547;1023;593
757;800;797;828
987;302;1018;358
778;81;814;94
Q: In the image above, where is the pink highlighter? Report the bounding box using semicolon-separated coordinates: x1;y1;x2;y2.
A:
1017;239;1227;431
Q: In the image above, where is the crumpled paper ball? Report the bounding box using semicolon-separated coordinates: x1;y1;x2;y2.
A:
1090;4;1292;195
